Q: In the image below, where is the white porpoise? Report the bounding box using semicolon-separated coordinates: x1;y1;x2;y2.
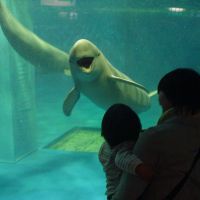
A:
63;39;156;116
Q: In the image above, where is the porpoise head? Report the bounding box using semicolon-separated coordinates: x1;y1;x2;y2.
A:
69;39;103;81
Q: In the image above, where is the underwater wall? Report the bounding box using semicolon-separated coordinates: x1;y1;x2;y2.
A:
0;0;37;162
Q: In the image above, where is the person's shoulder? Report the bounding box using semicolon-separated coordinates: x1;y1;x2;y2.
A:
138;124;171;145
140;126;161;137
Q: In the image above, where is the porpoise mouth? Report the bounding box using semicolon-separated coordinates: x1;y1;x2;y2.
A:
77;57;94;71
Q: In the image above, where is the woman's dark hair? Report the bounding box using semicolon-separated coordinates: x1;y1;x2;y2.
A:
101;103;142;148
158;68;200;113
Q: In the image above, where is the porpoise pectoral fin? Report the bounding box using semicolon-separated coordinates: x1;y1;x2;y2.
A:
148;90;157;97
63;87;80;116
110;75;149;93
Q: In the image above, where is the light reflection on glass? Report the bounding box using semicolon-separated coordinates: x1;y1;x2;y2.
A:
41;0;76;7
168;7;186;12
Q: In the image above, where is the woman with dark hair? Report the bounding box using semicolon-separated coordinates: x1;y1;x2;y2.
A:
112;68;200;200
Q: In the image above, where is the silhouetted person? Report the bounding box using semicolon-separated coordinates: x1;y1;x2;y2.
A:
99;103;153;200
112;68;200;200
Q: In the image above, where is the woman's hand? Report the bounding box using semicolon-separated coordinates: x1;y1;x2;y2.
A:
135;163;154;182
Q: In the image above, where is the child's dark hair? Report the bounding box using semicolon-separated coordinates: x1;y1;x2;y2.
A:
158;68;200;113
101;103;142;148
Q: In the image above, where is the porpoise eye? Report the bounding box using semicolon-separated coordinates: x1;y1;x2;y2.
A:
77;57;94;68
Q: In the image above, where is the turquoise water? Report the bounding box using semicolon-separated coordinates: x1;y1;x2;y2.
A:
0;0;200;199
32;0;200;140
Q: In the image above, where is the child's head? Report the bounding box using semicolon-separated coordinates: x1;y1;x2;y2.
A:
101;103;142;148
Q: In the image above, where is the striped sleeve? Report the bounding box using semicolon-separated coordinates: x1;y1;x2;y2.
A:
115;145;143;175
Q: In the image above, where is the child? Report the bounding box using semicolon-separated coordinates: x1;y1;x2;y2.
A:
98;104;153;200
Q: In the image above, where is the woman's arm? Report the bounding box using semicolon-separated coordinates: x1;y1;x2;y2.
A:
112;130;159;200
